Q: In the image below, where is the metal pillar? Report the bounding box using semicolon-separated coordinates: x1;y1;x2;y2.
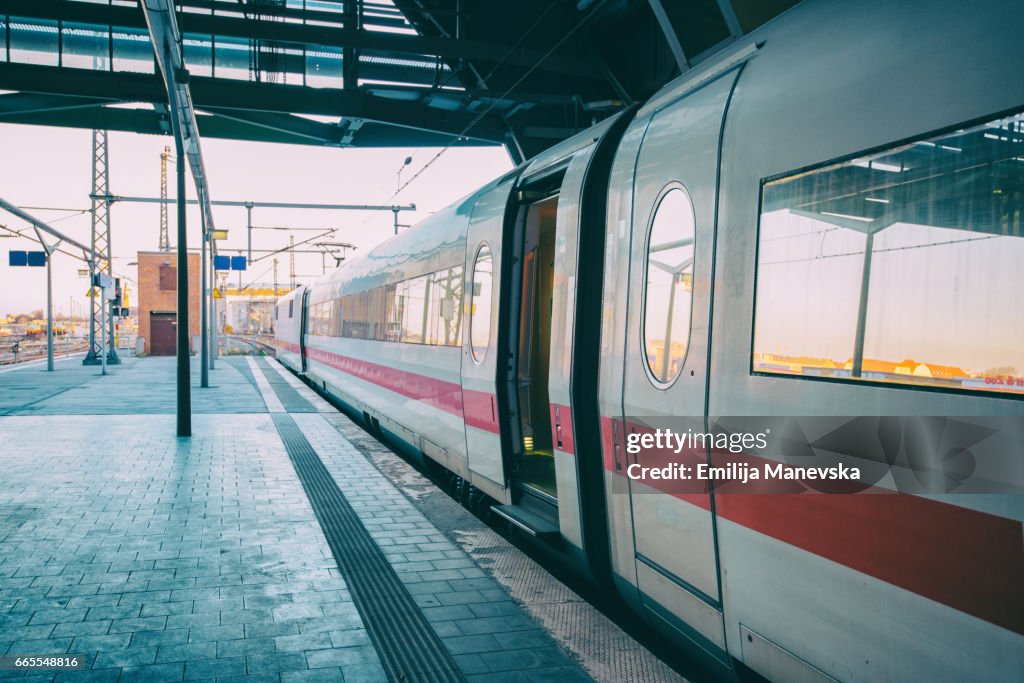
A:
46;254;53;371
851;231;875;379
171;110;191;437
246;202;254;263
100;283;107;376
30;227;62;372
200;194;209;388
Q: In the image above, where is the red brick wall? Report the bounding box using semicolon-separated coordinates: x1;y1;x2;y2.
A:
136;251;201;354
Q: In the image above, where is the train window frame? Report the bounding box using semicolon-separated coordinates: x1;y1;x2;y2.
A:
641;182;697;390
469;242;493;365
749;107;1024;400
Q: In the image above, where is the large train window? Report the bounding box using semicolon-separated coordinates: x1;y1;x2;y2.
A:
643;185;696;386
753;111;1024;396
470;244;493;363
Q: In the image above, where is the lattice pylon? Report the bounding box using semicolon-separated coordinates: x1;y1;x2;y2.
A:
83;129;120;365
160;145;171;252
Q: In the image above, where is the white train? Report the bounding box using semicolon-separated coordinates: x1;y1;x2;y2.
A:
275;0;1024;680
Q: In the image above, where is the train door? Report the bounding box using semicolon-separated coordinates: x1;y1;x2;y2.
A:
501;182;561;523
299;287;309;373
619;71;740;657
460;179;516;504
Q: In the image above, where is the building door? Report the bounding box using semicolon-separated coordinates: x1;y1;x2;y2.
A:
151;313;177;356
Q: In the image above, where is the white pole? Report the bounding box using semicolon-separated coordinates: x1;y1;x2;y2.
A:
46;254;54;372
101;288;107;376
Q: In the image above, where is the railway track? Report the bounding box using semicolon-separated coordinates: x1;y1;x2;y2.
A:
0;338;89;366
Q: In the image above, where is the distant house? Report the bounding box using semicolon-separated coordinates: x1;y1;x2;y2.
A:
842;357;969;380
916;361;969;379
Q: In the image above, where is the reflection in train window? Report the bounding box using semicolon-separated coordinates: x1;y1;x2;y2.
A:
753;111;1024;396
643;186;696;385
327;265;464;346
428;266;464;346
470;244;493;363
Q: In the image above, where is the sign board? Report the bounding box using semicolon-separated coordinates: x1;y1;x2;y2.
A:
230;256;247;271
211;229;229;240
214;255;230;270
9;251;46;267
213;288;222;299
92;273;113;289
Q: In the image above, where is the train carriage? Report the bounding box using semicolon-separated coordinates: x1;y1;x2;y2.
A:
276;1;1024;680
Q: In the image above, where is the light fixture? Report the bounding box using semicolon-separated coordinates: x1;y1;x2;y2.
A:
821;211;874;223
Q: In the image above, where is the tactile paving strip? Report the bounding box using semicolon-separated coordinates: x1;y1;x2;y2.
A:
323;413;690;683
270;412;466;683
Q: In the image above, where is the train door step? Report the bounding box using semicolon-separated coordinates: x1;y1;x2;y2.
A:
492;504;560;540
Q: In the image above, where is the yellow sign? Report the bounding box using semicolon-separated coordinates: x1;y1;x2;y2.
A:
211;230;229;240
213;288;222;299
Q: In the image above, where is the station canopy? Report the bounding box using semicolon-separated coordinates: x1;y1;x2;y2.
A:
0;0;799;162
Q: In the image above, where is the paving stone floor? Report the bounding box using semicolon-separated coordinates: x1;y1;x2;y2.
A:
0;356;615;683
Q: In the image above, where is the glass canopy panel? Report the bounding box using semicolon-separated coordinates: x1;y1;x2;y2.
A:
184;34;214;77
306;48;343;88
61;22;109;70
213;35;252;80
9;18;59;67
112;27;154;73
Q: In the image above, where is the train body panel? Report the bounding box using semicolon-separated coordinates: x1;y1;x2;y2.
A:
275;1;1024;680
704;0;1023;679
274;286;305;372
605;63;741;658
461;178;515;500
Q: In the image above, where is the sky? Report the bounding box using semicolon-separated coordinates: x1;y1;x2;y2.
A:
0;122;513;318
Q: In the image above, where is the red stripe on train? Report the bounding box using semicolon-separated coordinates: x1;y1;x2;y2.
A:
464;390;498;432
600;415;1024;636
306;344;463;416
550;403;576;454
304;344;500;434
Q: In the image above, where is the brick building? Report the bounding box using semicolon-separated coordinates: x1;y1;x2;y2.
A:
136;251;201;356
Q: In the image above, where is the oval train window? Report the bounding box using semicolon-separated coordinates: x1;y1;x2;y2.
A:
470;244;493;364
643;186;696;386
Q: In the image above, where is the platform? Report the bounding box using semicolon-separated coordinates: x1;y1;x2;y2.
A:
0;356;683;682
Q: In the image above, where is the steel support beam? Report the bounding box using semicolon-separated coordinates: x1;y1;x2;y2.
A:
647;0;689;73
0;64;509;145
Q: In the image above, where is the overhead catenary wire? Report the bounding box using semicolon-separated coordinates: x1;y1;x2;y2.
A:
381;0;609;204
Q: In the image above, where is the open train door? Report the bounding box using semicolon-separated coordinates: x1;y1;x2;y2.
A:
617;68;744;661
460;178;516;504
